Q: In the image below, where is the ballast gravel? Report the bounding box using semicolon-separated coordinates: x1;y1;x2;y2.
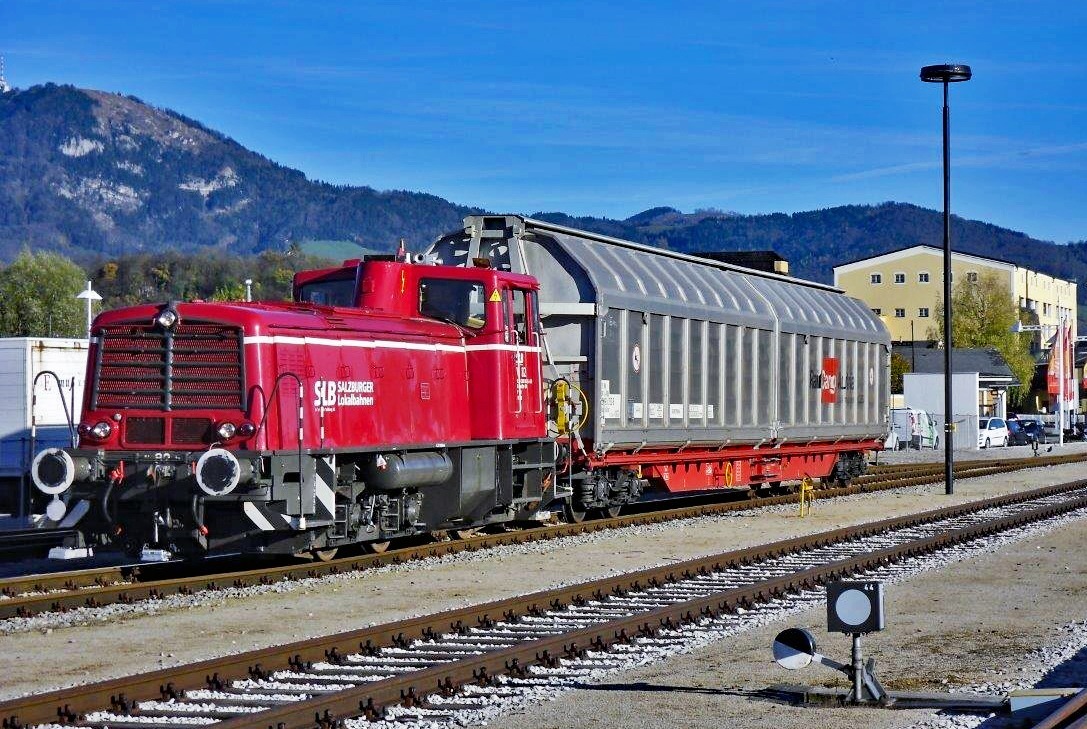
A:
330;506;1087;729
1;450;1085;729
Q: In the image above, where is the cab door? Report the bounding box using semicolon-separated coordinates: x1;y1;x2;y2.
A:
503;286;545;435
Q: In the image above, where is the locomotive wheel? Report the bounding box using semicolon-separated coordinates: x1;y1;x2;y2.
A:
563;502;588;523
366;541;392;554
311;548;339;562
600;505;622;518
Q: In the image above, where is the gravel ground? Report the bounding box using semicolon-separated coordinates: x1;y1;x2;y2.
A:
480;506;1087;729
1;451;1085;727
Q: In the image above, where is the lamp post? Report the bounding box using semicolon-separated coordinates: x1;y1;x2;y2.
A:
74;280;102;339
920;63;971;496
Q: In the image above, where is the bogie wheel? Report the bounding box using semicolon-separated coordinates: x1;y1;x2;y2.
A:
366;541;392;554
311;548;339;562
563;501;588;523
600;505;622;519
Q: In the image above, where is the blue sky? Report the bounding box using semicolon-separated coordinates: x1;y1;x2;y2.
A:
3;1;1086;243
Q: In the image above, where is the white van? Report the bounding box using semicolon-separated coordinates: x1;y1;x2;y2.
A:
890;408;939;450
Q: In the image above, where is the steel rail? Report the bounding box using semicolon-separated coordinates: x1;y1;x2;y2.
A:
0;453;1082;619
1034;688;1087;729
2;480;1086;729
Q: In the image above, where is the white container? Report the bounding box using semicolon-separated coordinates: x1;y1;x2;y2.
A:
0;338;89;479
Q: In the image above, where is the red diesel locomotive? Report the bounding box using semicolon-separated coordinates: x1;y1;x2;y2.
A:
31;216;889;560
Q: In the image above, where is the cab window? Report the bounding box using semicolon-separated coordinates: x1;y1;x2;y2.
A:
419;278;486;330
298;277;356;306
504;288;537;344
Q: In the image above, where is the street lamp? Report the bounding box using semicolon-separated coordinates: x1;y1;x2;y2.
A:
74;280;102;339
920;63;971;496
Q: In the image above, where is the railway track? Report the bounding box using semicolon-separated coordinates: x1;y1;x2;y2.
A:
0;452;1081;621
3;479;1086;729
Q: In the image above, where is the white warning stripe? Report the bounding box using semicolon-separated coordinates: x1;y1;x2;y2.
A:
244;334;540;355
314;455;336;521
243;501;277;531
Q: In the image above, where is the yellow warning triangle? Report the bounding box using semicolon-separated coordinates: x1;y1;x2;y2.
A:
488;289;502;303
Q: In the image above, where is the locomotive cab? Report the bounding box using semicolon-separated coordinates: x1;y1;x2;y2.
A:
297;256;547;440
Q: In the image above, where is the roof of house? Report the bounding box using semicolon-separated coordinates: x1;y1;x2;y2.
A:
834;244;1018;271
894;345;1019;387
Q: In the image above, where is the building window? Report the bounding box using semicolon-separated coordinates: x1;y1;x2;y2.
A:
919;307;930;317
894;272;906;284
894;308;905;318
918;272;930;283
870;273;882;284
872;308;882;316
967;271;978;282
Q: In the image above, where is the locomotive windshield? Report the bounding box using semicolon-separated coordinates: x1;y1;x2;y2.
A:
298;276;356;307
419;278;487;330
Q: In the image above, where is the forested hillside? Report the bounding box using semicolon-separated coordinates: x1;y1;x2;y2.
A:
534;205;1087;296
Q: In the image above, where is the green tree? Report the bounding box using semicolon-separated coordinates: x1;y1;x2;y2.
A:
210;282;248;302
890;351;911;393
931;271;1036;406
0;249;89;337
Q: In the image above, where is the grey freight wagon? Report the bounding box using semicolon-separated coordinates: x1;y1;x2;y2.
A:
428;215;890;458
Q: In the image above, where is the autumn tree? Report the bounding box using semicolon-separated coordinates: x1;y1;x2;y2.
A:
0;249;89;337
930;270;1036;405
890;351;911;393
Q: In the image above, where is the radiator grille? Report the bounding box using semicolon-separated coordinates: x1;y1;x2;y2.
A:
94;320;245;411
126;417;165;444
172;417;212;444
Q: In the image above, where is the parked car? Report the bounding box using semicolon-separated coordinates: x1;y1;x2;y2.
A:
977;417;1009;448
890;407;939;450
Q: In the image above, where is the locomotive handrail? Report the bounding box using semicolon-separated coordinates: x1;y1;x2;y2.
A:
30;370;78;450
254;372;306;503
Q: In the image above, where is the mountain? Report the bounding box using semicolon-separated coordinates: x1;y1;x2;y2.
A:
2;83;1086;303
533;205;1087;294
0;83;477;259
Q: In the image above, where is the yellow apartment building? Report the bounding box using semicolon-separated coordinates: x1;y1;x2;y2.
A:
833;245;1077;345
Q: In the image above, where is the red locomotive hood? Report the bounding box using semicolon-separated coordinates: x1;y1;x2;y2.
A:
91;299;463;341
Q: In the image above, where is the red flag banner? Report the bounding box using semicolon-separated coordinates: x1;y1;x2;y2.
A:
1047;329;1060;395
